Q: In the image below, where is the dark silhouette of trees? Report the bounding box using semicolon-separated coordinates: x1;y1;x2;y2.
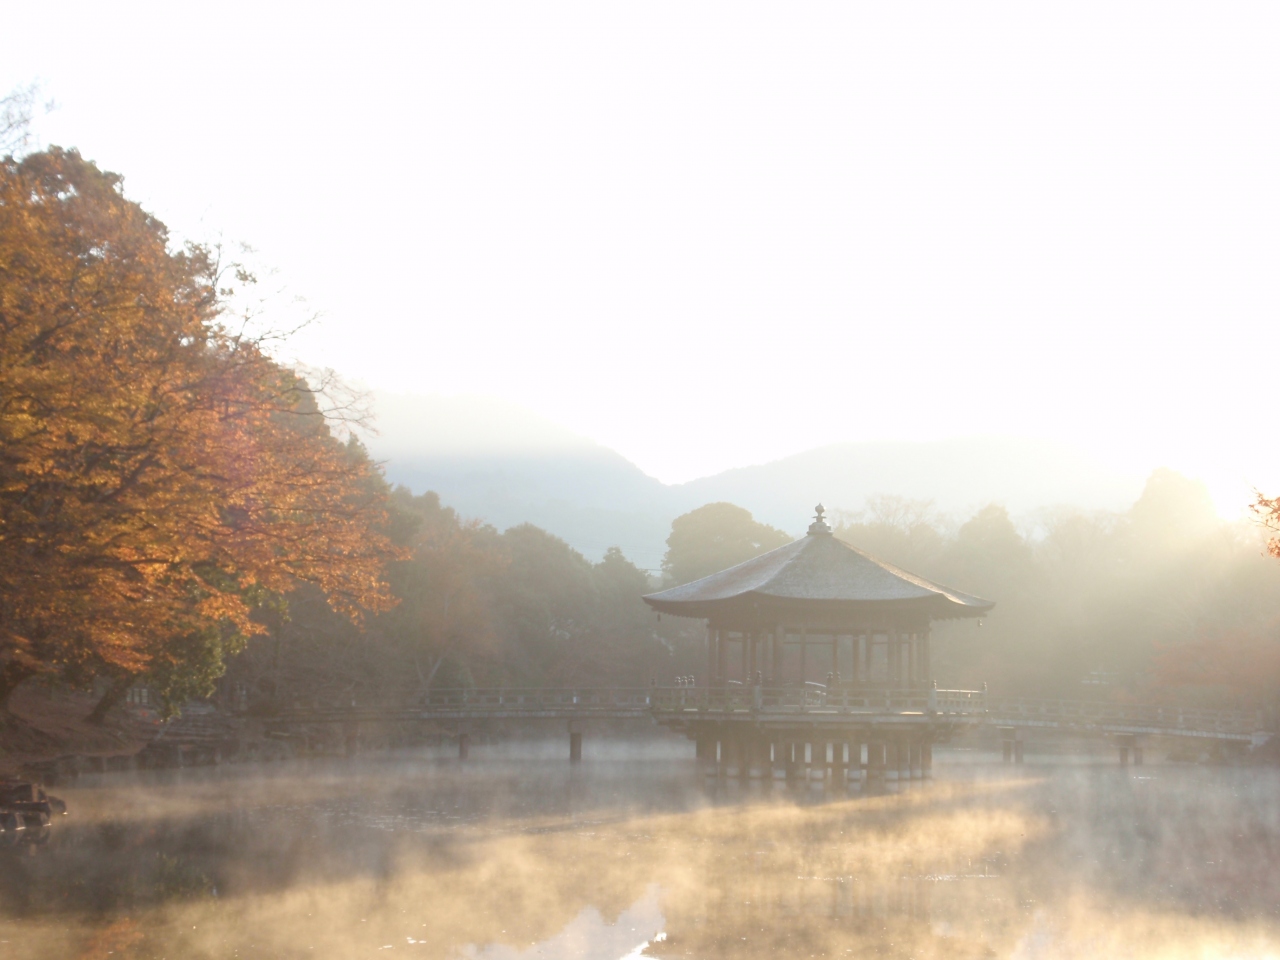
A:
834;471;1280;703
661;502;790;587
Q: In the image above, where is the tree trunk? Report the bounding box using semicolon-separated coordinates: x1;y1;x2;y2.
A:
86;675;134;725
0;661;36;716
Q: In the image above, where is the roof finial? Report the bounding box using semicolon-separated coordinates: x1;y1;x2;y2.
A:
808;503;832;535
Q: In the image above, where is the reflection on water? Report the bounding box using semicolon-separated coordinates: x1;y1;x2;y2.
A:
0;741;1277;959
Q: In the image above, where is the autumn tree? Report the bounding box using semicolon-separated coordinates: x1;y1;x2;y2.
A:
0;148;399;715
661;503;791;586
1252;490;1280;561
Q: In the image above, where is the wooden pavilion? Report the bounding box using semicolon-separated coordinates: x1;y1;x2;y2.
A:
642;505;994;786
643;505;992;690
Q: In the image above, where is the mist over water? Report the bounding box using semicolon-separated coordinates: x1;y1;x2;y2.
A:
2;739;1277;960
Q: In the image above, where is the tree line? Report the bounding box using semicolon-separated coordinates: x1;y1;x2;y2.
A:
832;472;1280;710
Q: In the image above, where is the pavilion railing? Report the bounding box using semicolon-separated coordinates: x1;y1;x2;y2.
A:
647;685;986;715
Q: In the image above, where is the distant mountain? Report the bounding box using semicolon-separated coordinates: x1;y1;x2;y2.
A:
367;394;672;567
671;438;1143;535
366;394;1145;571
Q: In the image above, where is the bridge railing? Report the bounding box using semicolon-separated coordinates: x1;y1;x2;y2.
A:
985;696;1257;734
415;688;656;711
399;686;987;715
268;687;1259;738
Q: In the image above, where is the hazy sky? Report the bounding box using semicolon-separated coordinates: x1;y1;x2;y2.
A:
5;1;1279;512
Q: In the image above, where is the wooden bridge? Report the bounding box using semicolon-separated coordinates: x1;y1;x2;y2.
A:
256;684;1271;771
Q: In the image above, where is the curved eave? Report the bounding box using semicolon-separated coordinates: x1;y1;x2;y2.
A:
642;589;994;623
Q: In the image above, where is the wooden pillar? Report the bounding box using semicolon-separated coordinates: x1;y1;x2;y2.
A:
921;630;932;684
747;632;757;682
799;624;808;684
908;634;917;684
458;732;470;760
889;629;899;685
569;720;583;763
773;625;784;683
696;729;714;761
831;634;840;681
706;622;717;686
922;741;933;779
1117;733;1134;767
857;633;867;682
716;627;727;686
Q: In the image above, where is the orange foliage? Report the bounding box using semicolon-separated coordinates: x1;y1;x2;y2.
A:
1253;491;1280;560
0;148;398;700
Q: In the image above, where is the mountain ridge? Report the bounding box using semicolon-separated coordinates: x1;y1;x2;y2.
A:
367;393;1145;570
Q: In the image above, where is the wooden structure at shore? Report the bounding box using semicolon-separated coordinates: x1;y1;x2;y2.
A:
640;505;993;783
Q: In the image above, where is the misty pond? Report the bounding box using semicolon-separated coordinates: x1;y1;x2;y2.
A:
1;741;1278;960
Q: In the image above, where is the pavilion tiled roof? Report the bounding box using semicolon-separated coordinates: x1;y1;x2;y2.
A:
643;507;993;621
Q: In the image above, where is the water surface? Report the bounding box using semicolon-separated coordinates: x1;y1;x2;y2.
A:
1;741;1277;959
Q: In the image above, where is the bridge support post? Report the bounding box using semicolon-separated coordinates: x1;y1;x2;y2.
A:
1116;733;1135;768
910;738;922;779
898;736;911;782
343;719;359;758
999;727;1017;765
922;741;933;779
458;730;470;761
1014;740;1024;765
569;721;583;763
886;739;899;783
868;739;885;790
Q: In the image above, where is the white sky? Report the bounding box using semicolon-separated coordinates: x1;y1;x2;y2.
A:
5;1;1279;514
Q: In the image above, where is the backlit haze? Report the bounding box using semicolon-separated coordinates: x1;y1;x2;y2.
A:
6;0;1280;513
